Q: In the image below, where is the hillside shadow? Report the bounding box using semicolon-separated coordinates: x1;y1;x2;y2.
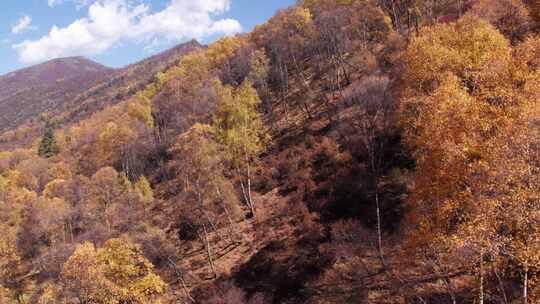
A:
233;238;334;304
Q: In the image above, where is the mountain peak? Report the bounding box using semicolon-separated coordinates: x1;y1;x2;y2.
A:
0;56;113;131
1;56;111;83
0;39;203;133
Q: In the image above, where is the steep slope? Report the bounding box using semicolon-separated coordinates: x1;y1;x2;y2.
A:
0;40;202;147
0;57;113;131
0;1;538;303
55;39;202;125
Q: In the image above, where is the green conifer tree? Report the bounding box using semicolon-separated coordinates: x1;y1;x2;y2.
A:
38;126;59;158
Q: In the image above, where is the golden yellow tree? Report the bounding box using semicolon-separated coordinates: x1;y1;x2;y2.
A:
400;10;540;304
61;239;166;303
98;238;167;303
401;15;511;97
213;80;267;216
61;242;113;303
98;121;136;172
469;0;533;43
89;167;128;232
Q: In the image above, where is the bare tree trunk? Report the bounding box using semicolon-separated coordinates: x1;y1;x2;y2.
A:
202;225;217;278
480;250;484;304
369;136;386;269
105;203;111;233
375;189;386;269
68;221;74;243
203;212;227;244
290;48;315;120
524;262;529;304
443;277;457;304
240;180;253;215
494;267;509;304
431;260;457;304
389;0;400;31
457;0;463;17
222;204;239;243
247;162;254;216
62;223;67;243
214;182;239;242
167;257;195;303
17;293;24;304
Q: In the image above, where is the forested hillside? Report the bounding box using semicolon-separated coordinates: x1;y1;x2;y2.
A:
0;40;201;149
0;0;539;303
0;57;113;132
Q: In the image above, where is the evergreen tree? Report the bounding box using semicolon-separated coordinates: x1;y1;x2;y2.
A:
38;126;59;158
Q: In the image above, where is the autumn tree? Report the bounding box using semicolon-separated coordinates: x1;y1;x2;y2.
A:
0;229;20;300
171;123;243;276
98;121;136;177
88;167;129;232
400;10;540;303
134;175;154;204
15;157;50;192
38;197;73;245
247;49;271;113
128;97;155;130
469;0;533;43
60;104;142;176
60;239;166;303
206;36;248;84
16;192;45;259
60;242;113;302
98;238;167;302
172;124;242;221
152;50;217;149
487;104;540;304
213;81;267;216
527;0;540;26
401;14;512;97
45;161;72;182
251;6;314;119
309;0;391;82
376;0;422;32
342;75;395;268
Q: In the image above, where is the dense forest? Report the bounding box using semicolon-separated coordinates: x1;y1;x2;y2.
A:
0;0;539;303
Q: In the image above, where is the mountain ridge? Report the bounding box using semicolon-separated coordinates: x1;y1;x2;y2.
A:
0;40;203;139
0;38;204;78
0;56;113;132
0;56;112;78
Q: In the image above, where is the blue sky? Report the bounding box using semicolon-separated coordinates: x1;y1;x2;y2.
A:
0;0;295;75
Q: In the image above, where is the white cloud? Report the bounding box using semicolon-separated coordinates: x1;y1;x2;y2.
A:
15;0;242;64
12;16;35;34
48;0;93;9
47;0;63;6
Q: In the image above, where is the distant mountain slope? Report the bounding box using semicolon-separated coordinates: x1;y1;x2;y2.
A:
0;57;113;131
52;40;203;126
0;40;202;146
